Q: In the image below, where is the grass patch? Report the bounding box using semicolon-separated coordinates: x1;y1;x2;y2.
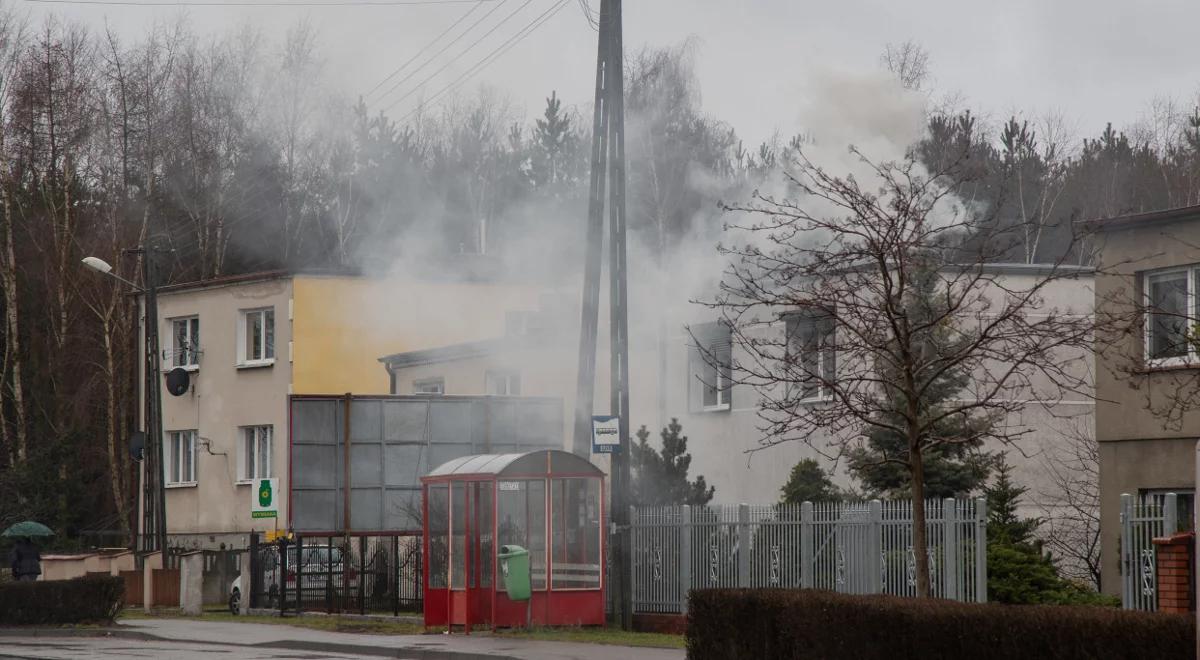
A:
495;625;685;649
118;607;423;635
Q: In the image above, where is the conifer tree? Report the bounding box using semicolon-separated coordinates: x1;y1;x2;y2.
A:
630;418;715;506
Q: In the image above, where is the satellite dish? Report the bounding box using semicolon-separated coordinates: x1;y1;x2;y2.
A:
165;367;191;397
129;432;145;462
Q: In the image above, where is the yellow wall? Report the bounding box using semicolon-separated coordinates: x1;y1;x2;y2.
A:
291;275;544;394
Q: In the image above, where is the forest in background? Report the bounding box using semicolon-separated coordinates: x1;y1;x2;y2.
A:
1;11;1199;544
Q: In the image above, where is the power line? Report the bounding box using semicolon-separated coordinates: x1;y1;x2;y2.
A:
364;0;486;100
369;0;513;105
576;0;596;30
391;0;569;121
374;0;533;110
20;0;490;6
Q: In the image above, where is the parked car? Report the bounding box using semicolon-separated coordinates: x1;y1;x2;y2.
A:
229;544;357;615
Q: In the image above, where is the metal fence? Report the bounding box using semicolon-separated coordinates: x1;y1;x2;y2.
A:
626;498;987;613
1120;492;1178;611
249;533;422;615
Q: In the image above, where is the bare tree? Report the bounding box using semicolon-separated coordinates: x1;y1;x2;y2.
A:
706;149;1096;597
880;40;931;92
1036;422;1102;589
0;8;29;466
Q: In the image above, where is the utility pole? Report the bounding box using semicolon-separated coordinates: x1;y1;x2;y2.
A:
572;0;633;630
139;247;167;555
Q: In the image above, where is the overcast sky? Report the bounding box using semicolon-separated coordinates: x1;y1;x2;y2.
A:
19;0;1200;145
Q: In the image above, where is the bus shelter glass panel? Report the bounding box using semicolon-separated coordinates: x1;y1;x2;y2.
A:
497;479;547;590
451;481;466;589
551;478;602;589
428;484;449;589
475;482;494;588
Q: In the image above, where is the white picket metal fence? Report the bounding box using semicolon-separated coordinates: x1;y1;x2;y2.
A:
1120;492;1178;611
624;497;987;614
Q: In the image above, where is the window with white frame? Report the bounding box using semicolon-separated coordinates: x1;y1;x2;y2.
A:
164;430;196;486
786;314;837;401
414;378;445;395
238;308;275;366
690;322;732;411
1145;268;1197;365
170;316;200;368
485;370;521;396
239;425;272;482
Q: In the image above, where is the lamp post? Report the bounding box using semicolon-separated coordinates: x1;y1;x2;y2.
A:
82;249;166;555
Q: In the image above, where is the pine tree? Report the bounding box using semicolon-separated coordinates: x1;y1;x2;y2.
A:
779;459;841;504
630;418;715;506
847;263;997;499
983;457;1115;605
530;91;576;189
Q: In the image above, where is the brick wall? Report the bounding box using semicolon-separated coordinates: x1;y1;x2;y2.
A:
1153;531;1195;613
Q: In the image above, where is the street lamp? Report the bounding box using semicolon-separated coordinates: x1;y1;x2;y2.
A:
82;251;166;556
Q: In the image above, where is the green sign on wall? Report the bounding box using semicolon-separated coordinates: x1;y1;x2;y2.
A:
251;477;278;519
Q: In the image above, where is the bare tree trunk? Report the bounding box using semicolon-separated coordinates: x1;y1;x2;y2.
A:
910;436;931;598
0;144;27;463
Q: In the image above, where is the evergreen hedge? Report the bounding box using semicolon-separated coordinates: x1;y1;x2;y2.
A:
687;589;1194;660
0;575;124;625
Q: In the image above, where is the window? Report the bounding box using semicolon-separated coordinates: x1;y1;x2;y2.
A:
786;314;837;401
485;370;521;396
164;430;196;486
690;321;732;411
239;425;273;482
238;308;275;366
1145;268;1197;365
170;316;200;368
414;378;445;395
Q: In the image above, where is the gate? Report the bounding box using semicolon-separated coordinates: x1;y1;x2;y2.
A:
629;497;987;614
1120;492;1177;611
251;533;422;615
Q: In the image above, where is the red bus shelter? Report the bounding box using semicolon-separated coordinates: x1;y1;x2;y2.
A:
421;449;606;631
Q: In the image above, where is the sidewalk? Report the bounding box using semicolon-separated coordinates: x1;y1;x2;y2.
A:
116;618;687;660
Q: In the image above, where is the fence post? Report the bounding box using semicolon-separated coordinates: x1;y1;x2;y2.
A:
868;500;883;594
801;501;814;589
943;498;959;601
737;504;750;588
974;497;987;603
359;536;366;615
1120;493;1132;610
248;532;260;609
680;505;691;614
392;535;400;617
295;535;304;615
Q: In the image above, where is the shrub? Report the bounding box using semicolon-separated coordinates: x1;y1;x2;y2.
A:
0;575;124;625
687;589;1193;660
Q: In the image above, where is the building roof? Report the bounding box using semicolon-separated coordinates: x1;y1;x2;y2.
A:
423;449;603;479
1080;204;1200;231
379;338;508;368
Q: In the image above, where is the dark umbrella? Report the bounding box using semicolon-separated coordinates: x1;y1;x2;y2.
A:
1;521;54;538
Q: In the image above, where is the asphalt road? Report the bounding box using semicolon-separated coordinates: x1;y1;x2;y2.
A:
0;619;686;660
0;635;376;659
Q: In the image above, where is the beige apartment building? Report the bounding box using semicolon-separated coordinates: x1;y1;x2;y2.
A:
140;266;543;550
1091;205;1200;596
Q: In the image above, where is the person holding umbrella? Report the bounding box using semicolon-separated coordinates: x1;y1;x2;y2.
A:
3;521;53;582
10;537;40;581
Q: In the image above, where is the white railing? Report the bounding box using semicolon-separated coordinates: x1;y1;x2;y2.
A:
624;497;988;613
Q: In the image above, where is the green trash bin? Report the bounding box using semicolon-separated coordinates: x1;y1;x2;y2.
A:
498;544;531;601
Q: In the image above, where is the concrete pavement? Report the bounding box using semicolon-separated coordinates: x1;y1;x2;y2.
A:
0;619;686;660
